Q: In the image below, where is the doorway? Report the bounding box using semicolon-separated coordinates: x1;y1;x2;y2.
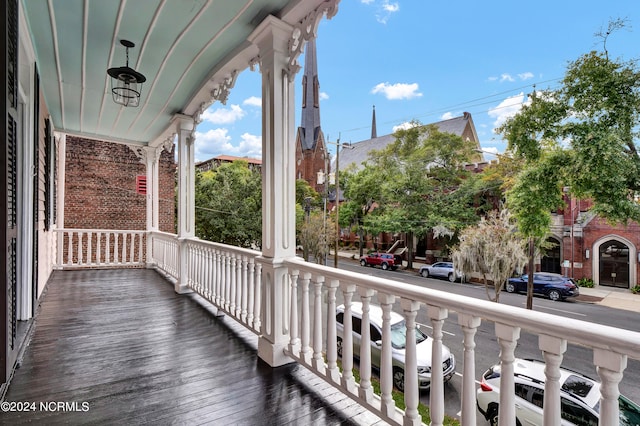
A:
598;240;630;288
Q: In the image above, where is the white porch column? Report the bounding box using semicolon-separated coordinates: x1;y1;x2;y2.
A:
55;133;66;268
175;114;196;294
249;15;297;367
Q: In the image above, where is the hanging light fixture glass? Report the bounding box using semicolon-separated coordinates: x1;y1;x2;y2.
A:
107;40;146;107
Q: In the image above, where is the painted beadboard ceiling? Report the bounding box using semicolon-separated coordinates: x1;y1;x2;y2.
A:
22;0;328;146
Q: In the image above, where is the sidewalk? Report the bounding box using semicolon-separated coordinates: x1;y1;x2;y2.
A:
335;249;640;314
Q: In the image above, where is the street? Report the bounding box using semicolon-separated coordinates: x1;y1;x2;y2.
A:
333;257;640;424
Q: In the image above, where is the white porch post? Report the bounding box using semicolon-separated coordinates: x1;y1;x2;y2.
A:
140;145;163;267
249;15;297;367
55;133;66;268
175;114;196;294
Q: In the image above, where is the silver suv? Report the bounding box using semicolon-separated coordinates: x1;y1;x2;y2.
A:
336;302;455;392
476;358;640;425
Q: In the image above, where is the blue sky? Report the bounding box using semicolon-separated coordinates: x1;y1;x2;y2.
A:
194;0;638;162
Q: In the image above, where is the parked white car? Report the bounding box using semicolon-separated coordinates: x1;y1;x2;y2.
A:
418;261;462;282
336;302;455;392
476;358;640;426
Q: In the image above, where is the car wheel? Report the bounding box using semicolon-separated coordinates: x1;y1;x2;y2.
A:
392;367;405;392
336;337;343;358
505;282;516;293
421;269;429;278
360;259;367;267
448;272;455;282
381;263;389;271
488;405;499;426
548;289;561;301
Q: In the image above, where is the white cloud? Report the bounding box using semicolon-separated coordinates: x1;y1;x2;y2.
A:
319;92;329;100
488;92;528;129
202;104;245;125
362;0;399;24
243;96;261;107
194;129;262;162
392;121;419;132
371;82;422;100
440;112;454;120
383;1;399;12
500;73;515;82
194;128;234;161
518;72;534;81
237;133;262;158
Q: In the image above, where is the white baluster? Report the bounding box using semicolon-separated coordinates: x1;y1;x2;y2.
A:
428;304;448;426
401;299;421;426
230;255;237;316
496;323;520;426
312;274;325;372
340;284;356;394
87;232;93;265
253;262;262;333
105;232;111;264
138;232;143;264
241;256;248;322
66;232;73;265
205;248;212;300
77;231;84;265
378;293;397;418
458;314;481;426
325;279;340;384
300;272;312;365
288;268;300;356
359;288;376;403
214;250;221;306
96;232;103;264
247;259;255;327
236;254;243;318
114;232;120;264
539;335;566;426
594;348;626;426
224;255;231;311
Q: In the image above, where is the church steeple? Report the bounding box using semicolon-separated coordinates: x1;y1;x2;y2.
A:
371;105;377;139
300;38;321;151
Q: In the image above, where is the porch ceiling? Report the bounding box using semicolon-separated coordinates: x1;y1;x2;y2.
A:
22;0;325;147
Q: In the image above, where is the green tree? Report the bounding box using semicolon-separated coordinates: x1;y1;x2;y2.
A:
351;123;479;268
194;161;262;248
499;25;640;224
451;209;528;302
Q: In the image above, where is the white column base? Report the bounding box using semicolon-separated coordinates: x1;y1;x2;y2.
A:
174;282;193;294
258;337;294;367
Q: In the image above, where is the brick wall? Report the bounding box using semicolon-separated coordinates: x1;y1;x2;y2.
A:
65;136;175;232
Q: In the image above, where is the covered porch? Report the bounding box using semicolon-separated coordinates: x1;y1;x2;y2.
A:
4;0;640;425
4;268;378;425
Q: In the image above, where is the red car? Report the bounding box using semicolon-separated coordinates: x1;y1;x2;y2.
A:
360;252;400;271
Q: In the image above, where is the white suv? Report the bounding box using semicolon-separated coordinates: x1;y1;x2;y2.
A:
336;302;455;392
476;358;640;425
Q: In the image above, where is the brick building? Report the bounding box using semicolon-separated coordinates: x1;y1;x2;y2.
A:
64;136;176;233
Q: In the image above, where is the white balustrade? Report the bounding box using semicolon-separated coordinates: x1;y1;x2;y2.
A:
282;256;640;426
54;231;640;426
55;229;146;268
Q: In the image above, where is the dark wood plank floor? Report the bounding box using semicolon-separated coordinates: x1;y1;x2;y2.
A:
2;269;385;425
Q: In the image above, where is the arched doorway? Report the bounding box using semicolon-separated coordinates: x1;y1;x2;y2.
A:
541;237;561;274
598;240;630;288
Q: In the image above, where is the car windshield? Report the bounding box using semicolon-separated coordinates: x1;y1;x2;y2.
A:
389;320;428;349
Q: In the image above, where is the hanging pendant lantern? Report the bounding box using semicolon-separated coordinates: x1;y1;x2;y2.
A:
107;40;146;107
